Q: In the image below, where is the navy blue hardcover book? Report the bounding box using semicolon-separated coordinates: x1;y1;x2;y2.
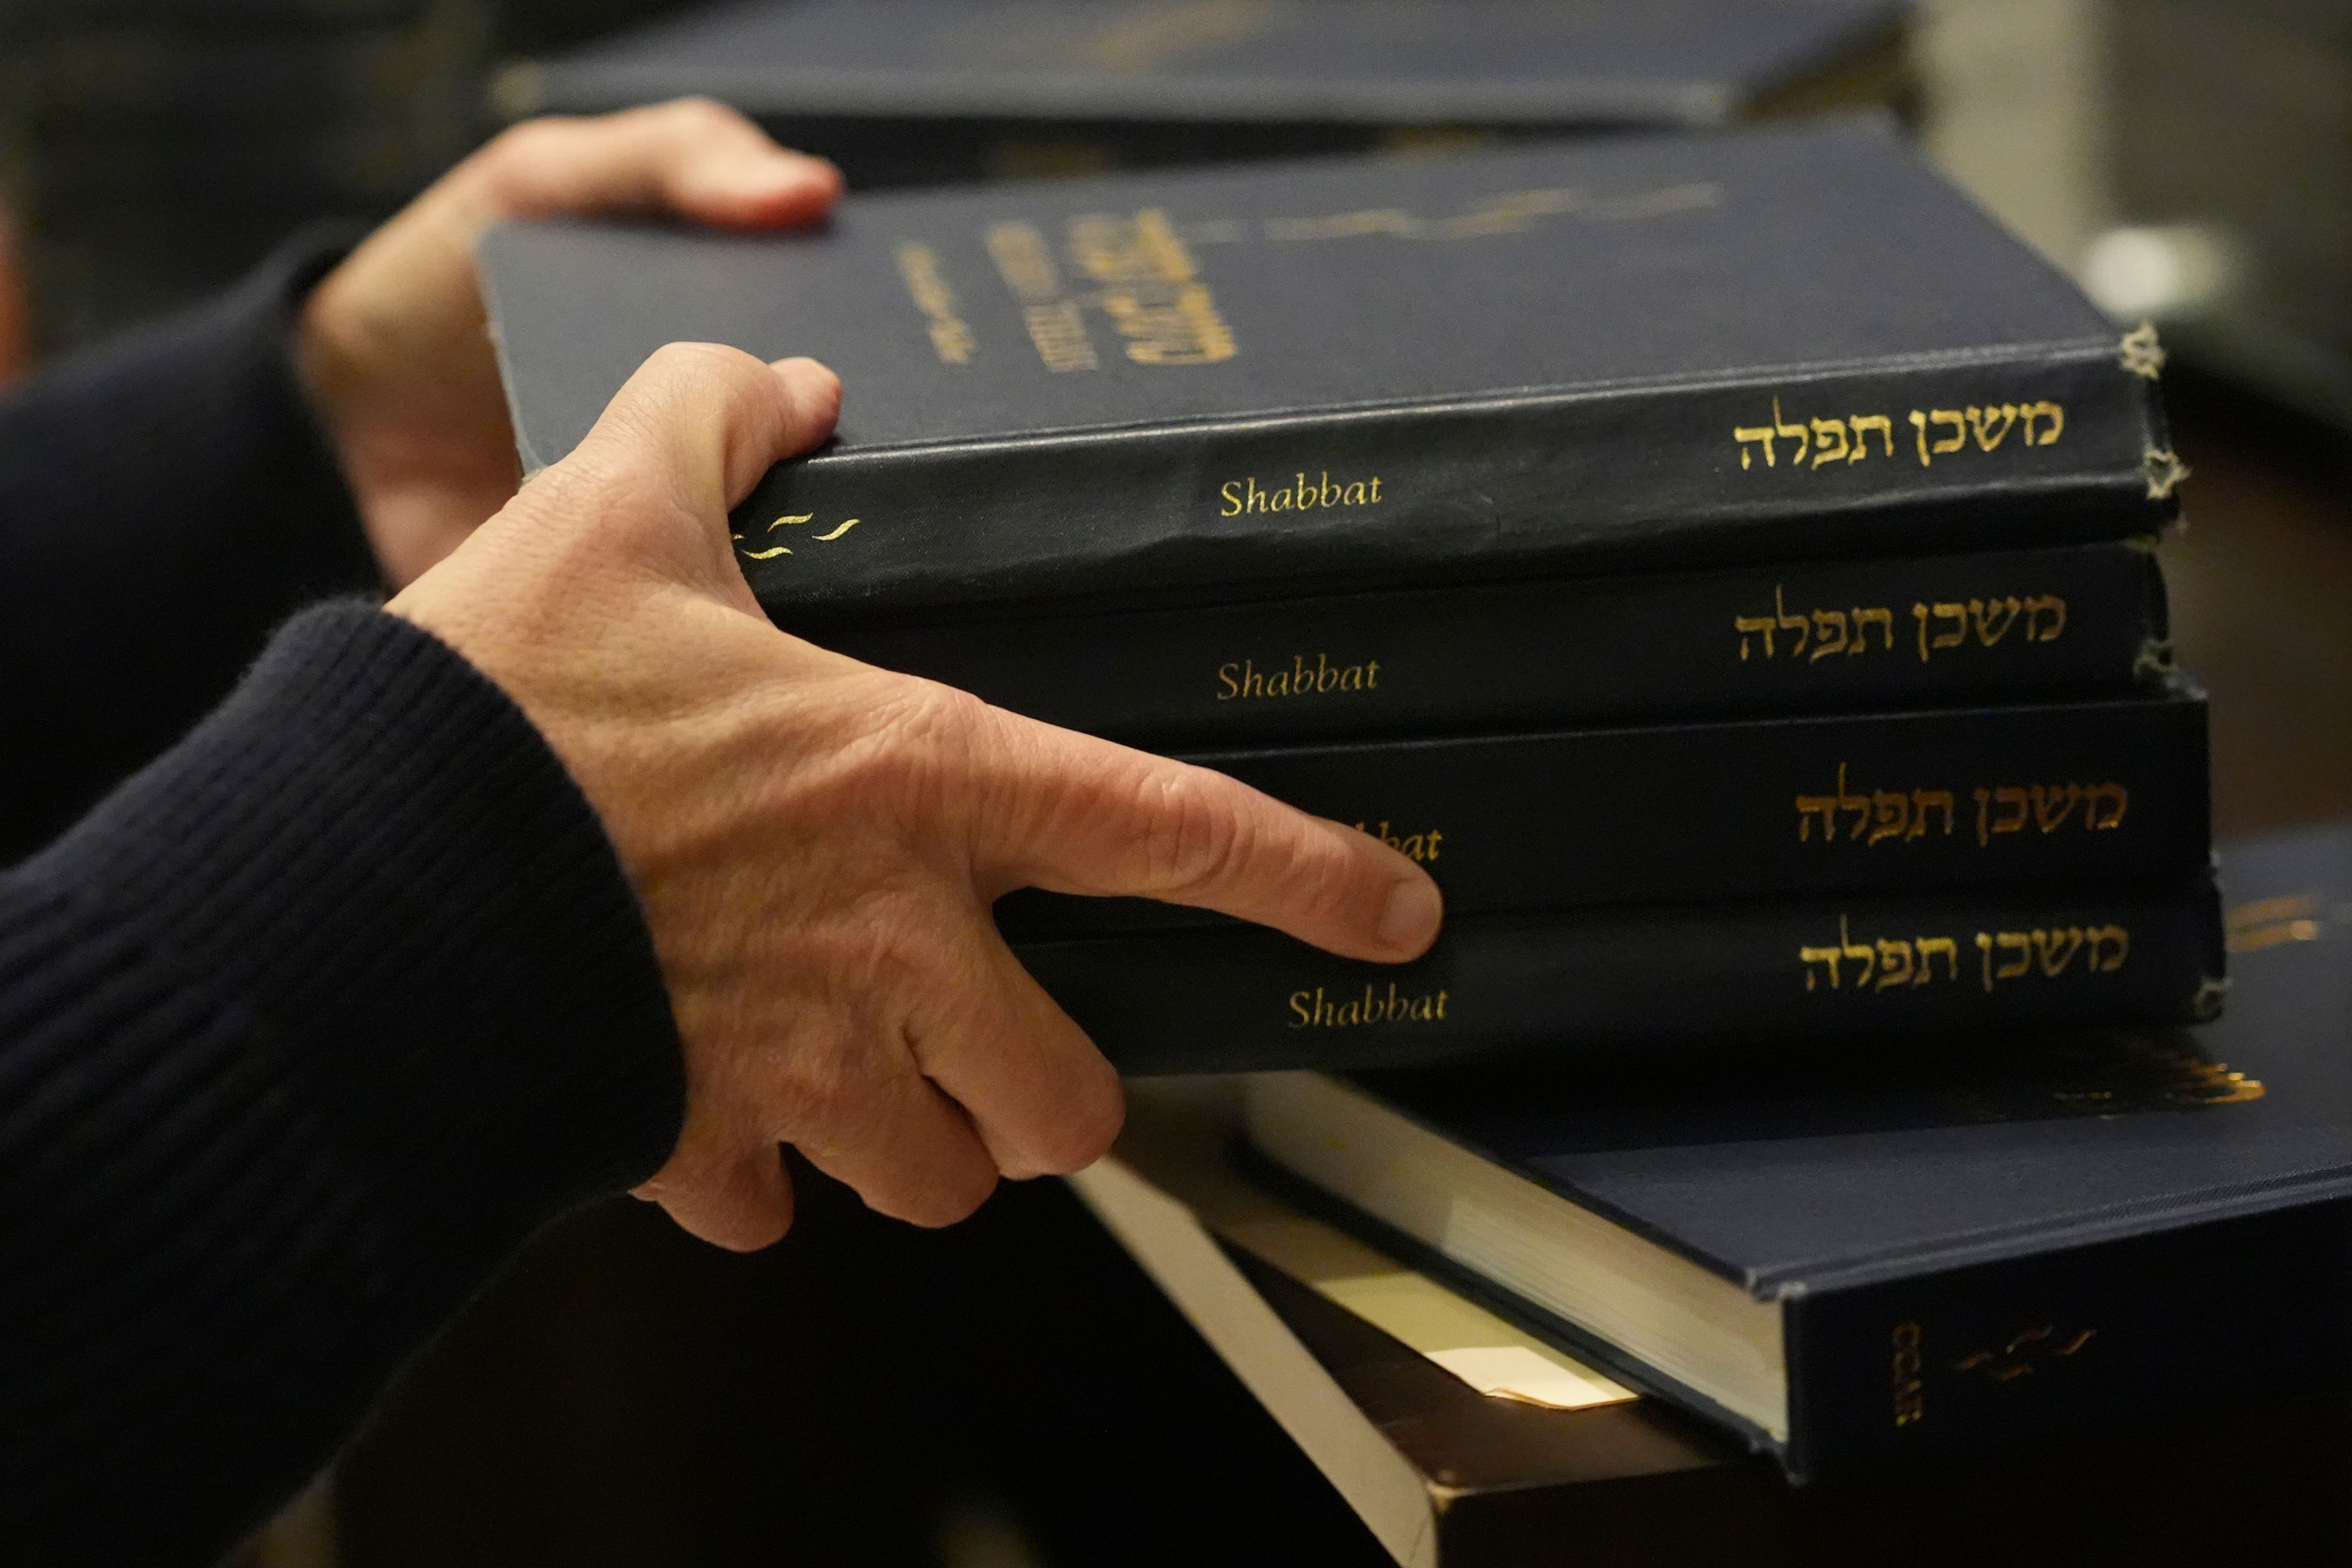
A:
1244;821;2352;1479
501;0;1911;184
996;681;2211;931
479;121;2180;625
826;538;2170;747
1025;876;2223;1074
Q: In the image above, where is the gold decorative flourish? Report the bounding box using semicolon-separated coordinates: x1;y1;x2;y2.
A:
731;514;862;562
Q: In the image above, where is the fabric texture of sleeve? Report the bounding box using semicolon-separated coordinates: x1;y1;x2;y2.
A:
0;239;383;865
0;601;687;1568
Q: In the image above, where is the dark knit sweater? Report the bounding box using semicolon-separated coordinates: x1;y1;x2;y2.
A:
0;258;688;1563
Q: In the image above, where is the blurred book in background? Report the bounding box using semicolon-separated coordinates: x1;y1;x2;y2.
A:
495;0;1917;189
2082;0;2351;433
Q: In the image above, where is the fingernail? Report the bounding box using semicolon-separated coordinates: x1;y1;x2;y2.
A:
1377;876;1443;956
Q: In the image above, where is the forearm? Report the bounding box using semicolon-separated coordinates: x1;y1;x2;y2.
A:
0;604;684;1567
0;246;383;863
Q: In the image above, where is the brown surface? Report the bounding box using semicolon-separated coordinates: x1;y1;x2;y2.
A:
2160;383;2352;839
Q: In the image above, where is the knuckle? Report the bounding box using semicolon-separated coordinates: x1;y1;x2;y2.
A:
659;94;742;134
481;117;574;178
1142;769;1251;894
895;1161;998;1229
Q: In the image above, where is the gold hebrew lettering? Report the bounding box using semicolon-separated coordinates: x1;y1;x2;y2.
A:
1972;596;2023;646
1841;916;1877;987
1800;944;1842;990
2022;594;2067;641
1733;613;1776;660
2084;783;2129;830
1849;413;1894;459
1868;790;1912;845
1916;936;1961;983
1875;939;1915;989
2085;924;2131;970
2020;401;2064;445
1995;930;2034;981
1810;609;1850;660
1773;398;1809;466
2034;927;2085;976
1797;763;1853;842
1967;404;2019;451
1909;409;1966;466
1853;606;1894;652
1909;788;1956;839
1735;423;1776;469
1990;786;2030;838
1929;601;1969;652
1775;586;1809;657
2031;783;2082;833
1839;766;1872;841
1796;796;1839;842
1912;601;1931;662
1810;418;1850;468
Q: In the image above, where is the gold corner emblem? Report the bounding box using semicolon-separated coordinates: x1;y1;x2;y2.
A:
2143;448;2189;500
2119;322;2167;379
730;514;863;561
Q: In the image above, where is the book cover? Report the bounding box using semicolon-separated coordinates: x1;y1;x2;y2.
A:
478;121;2180;621
501;0;1910;137
1244;820;2352;1478
998;682;2212;934
826;538;2168;747
1025;878;2224;1074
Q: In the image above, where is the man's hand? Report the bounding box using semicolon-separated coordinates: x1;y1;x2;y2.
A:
299;100;842;587
386;345;1444;1251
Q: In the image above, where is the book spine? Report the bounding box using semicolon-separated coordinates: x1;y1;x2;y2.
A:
1019;883;2224;1075
996;687;2212;935
1785;1196;2352;1480
739;347;2176;616
819;540;2168;748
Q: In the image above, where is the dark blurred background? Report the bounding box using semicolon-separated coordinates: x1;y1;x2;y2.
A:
4;5;2343;1567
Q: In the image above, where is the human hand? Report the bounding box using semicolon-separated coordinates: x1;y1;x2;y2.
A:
386;345;1444;1251
298;99;842;587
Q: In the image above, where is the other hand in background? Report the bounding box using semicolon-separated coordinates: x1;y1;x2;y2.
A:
300;98;842;587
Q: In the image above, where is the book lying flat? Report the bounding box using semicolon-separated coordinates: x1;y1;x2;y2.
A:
499;0;1912;188
480;121;2180;625
1242;820;2352;1479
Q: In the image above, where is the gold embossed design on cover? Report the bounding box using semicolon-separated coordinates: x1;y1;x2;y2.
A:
731;514;862;562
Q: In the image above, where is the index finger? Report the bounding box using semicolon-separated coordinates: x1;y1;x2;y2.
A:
972;715;1443;963
464;98;843;230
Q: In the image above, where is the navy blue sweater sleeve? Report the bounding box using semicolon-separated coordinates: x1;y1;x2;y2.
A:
0;244;383;865
0;603;687;1567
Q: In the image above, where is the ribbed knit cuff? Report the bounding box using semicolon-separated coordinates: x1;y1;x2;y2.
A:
31;600;687;1251
4;601;685;1563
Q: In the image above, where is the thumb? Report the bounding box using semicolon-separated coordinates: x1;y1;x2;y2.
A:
568;340;840;522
